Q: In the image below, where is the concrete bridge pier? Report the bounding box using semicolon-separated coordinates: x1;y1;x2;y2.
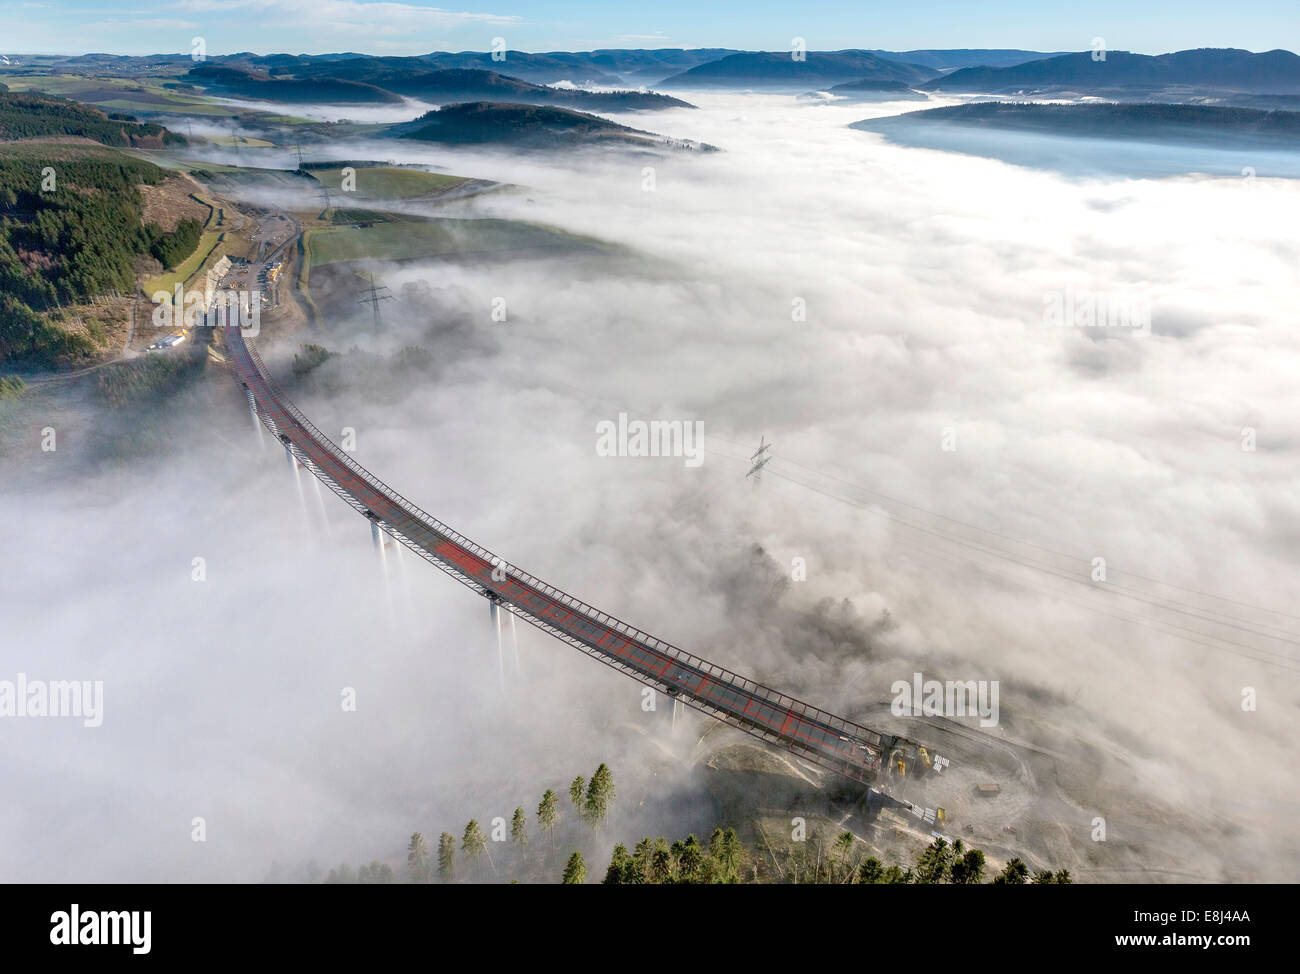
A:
245;389;264;448
286;446;310;529
311;475;330;534
489;597;505;692
508;609;519;677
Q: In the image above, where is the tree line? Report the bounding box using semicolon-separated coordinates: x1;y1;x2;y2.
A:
323;762;617;885
0;91;184;146
314;760;1071;885
598;829;1070;885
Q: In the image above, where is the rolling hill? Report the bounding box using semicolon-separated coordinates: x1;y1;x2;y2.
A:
183;61;690;112
657;50;936;88
389;102;709;151
921;47;1300;94
811;78;929;101
865;49;1067;72
0;89;184;146
853;101;1300;148
185;64;404;104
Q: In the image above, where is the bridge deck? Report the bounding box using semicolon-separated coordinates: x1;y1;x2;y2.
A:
224;323;901;785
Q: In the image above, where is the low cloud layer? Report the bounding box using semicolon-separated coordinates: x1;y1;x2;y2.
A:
3;91;1298;881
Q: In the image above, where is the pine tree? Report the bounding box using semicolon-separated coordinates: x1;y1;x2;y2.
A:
993;857;1029;885
1032;868;1073;884
858;857;884;884
710;827;742;883
583;763;615;830
406;832;429;883
950;848;985;884
569;776;586;822
881;864;910;884
649;841;674;884
510;807;528;849
915;837;955;884
561;851;586;884
603;844;633;885
437;832;456;882
834;831;856;883
537;789;559;854
632;837;656;883
678;834;705;883
462;819;494;876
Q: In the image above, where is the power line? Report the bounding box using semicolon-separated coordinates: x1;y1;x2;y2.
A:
524;376;1298;651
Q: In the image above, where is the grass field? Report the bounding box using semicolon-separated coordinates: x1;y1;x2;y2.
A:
141;231;222;296
203;135;276;148
310;166;468;200
2;73;316;122
2;74;235;115
306;217;600;266
140;225;252;297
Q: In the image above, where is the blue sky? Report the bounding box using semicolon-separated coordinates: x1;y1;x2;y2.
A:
4;0;1297;57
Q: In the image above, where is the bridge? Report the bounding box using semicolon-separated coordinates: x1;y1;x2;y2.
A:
223;320;928;790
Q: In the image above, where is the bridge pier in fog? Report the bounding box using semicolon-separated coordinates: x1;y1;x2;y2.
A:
285;446;310;527
489;598;504;691
366;518;399;619
509;609;519;676
311;476;330;533
487;598;520;690
244;388;264;448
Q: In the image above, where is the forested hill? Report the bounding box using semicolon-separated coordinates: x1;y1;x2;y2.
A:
0;146;199;366
855;101;1300;148
0;90;184;147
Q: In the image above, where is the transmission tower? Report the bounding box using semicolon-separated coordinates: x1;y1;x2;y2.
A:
357;273;393;334
746;435;772;485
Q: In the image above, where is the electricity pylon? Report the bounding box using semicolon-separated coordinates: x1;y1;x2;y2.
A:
357;273;393;335
746;434;772;484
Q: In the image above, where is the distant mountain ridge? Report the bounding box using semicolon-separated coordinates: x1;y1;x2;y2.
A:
657;50;936;88
923;48;1300;93
187;63;404;104
185;62;691;112
853;101;1300;149
18;48;1065;85
865;49;1068;71
14;47;1297;97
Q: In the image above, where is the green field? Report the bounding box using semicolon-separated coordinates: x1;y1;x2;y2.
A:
139;215;251;298
306;218;598;266
1;74;232;115
141;231;221;296
310;166;468;200
1;73;316;122
203;135;276;147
